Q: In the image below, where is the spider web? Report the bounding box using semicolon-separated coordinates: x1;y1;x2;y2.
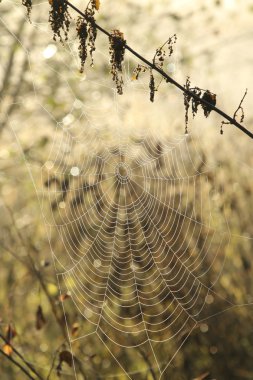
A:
41;127;232;378
1;1;253;378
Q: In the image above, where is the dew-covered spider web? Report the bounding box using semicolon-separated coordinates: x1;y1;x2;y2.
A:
2;0;253;378
41;125;234;378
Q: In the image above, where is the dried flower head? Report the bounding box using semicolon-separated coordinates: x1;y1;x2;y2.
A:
109;29;126;95
49;0;71;43
22;0;32;20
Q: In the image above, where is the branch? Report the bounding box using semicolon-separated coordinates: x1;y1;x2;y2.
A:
46;344;62;380
0;334;44;380
0;348;36;380
2;201;88;380
65;0;253;139
233;88;247;121
2;201;67;340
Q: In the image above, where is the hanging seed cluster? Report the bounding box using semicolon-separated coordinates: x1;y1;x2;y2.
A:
86;13;97;67
76;17;88;73
76;1;99;72
49;0;71;43
153;34;177;70
22;0;32;19
149;72;155;102
85;1;98;65
183;77;217;134
133;34;177;102
109;30;126;95
184;77;191;134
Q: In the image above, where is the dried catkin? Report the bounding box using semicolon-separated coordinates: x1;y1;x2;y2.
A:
109;30;126;95
76;17;88;73
76;1;98;71
184;77;191;134
149;72;155;102
49;0;71;43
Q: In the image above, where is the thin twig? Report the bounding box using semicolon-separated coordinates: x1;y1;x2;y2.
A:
0;334;44;380
0;348;36;380
46;344;62;380
65;0;253;139
2;202;88;380
233;88;247;121
3;202;67;340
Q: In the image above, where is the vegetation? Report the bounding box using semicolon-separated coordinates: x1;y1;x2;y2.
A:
0;0;253;379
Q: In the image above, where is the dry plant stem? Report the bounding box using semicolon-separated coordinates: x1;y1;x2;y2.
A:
0;348;36;380
3;203;68;340
65;0;253;139
46;345;88;380
233;88;247;120
3;203;88;380
0;334;44;380
46;344;62;380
